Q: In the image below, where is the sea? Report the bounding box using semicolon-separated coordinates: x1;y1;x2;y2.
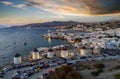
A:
0;28;67;65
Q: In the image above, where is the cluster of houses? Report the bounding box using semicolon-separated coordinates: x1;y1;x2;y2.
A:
56;20;120;32
13;27;120;65
44;27;120;49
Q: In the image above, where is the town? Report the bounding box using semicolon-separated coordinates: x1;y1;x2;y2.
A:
1;21;120;79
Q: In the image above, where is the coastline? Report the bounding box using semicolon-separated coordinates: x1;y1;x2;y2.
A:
0;27;120;79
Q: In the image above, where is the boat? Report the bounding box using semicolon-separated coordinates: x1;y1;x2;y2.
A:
23;42;27;46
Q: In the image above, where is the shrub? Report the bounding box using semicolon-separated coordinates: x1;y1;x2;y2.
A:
93;63;105;69
97;68;103;73
91;71;99;76
113;65;120;70
114;73;120;79
46;65;83;79
91;68;103;76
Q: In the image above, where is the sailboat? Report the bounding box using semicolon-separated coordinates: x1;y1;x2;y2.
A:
23;36;27;46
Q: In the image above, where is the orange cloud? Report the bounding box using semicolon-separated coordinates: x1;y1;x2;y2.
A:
27;0;120;16
0;18;46;26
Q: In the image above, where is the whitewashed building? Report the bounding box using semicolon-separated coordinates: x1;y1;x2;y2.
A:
14;53;22;64
60;48;69;58
80;46;92;56
32;49;41;60
47;49;54;58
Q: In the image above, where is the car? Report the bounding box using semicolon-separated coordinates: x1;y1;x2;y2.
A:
50;63;57;67
0;72;4;75
12;77;21;79
23;73;29;78
16;71;21;74
43;73;48;77
12;73;20;79
3;68;8;72
21;76;26;79
45;64;50;68
48;69;54;73
37;76;44;79
67;63;73;65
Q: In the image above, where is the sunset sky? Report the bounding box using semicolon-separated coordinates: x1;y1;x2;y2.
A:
0;0;120;26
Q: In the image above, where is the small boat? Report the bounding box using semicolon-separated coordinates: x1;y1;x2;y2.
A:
23;42;27;46
3;56;5;59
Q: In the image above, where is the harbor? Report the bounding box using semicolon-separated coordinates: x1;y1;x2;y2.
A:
0;27;119;79
0;0;120;78
0;28;67;66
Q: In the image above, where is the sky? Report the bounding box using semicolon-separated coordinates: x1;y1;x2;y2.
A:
0;0;120;26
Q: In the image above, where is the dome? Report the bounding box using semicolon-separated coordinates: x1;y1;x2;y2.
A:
14;53;21;57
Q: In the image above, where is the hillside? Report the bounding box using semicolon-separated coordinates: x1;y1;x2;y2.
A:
10;21;79;29
9;20;120;30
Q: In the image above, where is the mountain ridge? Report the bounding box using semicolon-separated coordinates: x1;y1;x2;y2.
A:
9;20;120;29
10;21;79;28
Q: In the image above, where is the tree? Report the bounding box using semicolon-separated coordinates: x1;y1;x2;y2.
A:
115;73;120;79
47;66;83;79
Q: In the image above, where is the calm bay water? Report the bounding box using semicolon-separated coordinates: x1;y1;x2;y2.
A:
0;28;67;65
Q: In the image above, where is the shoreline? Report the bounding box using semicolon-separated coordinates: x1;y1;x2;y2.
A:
0;27;120;79
0;28;68;66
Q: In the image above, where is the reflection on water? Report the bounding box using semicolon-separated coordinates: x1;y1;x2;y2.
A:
48;38;51;43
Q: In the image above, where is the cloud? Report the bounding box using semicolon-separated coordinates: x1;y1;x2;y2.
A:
51;15;65;19
0;18;45;26
27;0;120;16
0;1;13;5
13;4;26;8
1;1;26;9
